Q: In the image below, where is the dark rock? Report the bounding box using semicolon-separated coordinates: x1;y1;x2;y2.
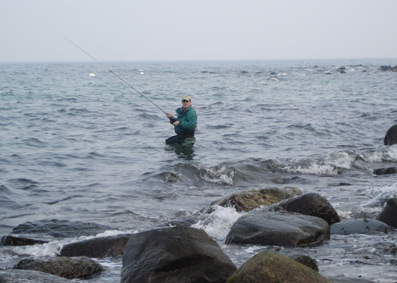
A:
290;255;319;272
226;252;330;283
11;219;111;238
225;211;329;247
60;233;131;258
384;124;397;145
330;219;390;235
1;235;48;246
121;226;236;283
0;269;70;283
274;193;340;225
379;65;397;72
373;167;397;175
210;187;301;212
376;198;397;228
14;256;103;279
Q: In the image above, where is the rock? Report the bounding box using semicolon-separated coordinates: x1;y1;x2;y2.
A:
384;124;397;145
225;211;329;247
226;252;330;283
1;235;48;246
60;233;131;258
121;226;236;283
373;167;397;175
379;65;397;72
210;187;301;212
376;198;397;228
11;219;111;238
0;269;70;283
274;193;340;225
14;256;103;279
290;255;319;272
330;219;390;235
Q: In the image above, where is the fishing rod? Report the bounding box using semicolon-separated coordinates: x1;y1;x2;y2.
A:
63;36;167;115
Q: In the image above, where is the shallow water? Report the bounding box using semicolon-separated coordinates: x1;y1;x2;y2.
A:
1;59;397;282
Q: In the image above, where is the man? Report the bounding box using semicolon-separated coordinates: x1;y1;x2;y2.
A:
165;95;197;145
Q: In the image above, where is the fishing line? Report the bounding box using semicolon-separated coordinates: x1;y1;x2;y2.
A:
63;36;167;114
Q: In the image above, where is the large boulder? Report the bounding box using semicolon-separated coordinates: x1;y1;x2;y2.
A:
274;193;340;225
0;269;70;283
60;233;131;258
226;252;330;283
384;125;397;145
225;211;329;247
121;226;236;283
210;187;301;212
14;256;103;279
376;198;397;228
330;219;390;235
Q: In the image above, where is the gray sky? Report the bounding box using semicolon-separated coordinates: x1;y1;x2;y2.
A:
1;0;397;62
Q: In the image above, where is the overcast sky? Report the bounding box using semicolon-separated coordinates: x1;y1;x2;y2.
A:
1;0;397;62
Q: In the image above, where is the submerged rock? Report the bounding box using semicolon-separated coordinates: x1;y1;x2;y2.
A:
373;167;397;175
226;252;330;283
1;235;48;246
14;256;103;279
225;211;329;247
330;219;390;235
210;187;301;212
384;124;397;145
60;233;132;258
376;198;397;228
0;269;70;283
11;219;111;238
121;226;236;283
273;193;340;225
379;65;397;72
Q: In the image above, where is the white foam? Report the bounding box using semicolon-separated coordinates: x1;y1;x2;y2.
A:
286;161;339;176
200;165;235;185
192;205;244;241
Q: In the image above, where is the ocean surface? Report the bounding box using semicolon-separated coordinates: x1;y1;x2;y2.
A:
1;59;397;282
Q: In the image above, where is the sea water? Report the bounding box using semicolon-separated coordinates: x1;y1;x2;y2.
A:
1;59;397;282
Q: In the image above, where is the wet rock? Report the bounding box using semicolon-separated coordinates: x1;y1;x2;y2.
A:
225;211;329;247
0;269;70;283
60;233;131;258
384;124;397;145
330;219;390;235
373;167;397;175
14;256;103;279
273;193;340;225
121;226;236;283
210;187;301;212
11;219;111;238
376;198;397;228
226;252;330;283
290;255;319;272
1;235;48;246
379;65;397;72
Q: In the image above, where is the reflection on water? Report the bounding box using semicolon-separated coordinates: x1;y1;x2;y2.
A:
166;144;195;160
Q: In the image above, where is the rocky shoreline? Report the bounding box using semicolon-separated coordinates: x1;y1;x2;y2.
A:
1;186;396;282
1;126;397;282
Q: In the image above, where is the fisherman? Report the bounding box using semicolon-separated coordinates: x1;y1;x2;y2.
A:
165;95;197;145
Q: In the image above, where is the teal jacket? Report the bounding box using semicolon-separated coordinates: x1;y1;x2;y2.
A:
172;105;197;136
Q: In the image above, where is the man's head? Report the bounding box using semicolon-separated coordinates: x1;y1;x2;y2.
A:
182;95;191;107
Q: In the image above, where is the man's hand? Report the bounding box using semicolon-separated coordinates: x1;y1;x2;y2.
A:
173;121;180;126
166;113;173;119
